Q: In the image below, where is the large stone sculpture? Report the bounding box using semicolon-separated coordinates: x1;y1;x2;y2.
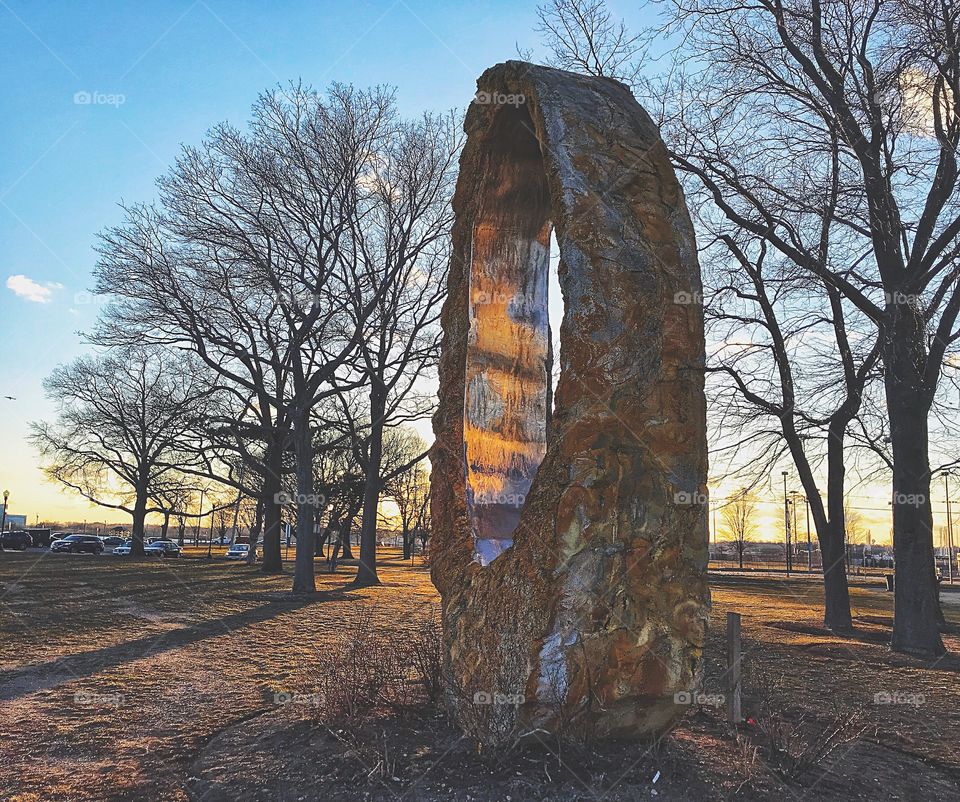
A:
430;61;710;745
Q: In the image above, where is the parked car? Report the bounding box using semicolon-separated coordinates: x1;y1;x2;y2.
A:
225;543;250;560
145;540;181;558
99;536;125;548
113;540;133;555
50;534;104;554
1;530;33;550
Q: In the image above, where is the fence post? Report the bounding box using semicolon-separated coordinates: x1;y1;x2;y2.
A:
727;611;742;724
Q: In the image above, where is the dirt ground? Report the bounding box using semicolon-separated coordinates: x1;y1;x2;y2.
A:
1;550;959;801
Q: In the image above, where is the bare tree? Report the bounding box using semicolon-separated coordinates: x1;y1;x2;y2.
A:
695;219;882;631
722;488;758;569
334;112;461;587
385;432;431;560
652;0;960;657
30;346;210;555
94;83;400;592
533;0;645;82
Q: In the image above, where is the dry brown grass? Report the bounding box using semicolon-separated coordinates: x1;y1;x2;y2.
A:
0;551;958;800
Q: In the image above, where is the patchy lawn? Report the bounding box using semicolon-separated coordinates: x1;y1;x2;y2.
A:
1;551;958;800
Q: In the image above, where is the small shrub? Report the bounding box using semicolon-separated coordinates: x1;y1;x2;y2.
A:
746;663;866;780
408;608;445;705
306;607;408;721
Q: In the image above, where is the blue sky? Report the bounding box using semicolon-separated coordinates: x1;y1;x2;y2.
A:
0;0;652;522
5;0;901;545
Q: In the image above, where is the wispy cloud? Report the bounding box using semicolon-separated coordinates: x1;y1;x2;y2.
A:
6;274;64;303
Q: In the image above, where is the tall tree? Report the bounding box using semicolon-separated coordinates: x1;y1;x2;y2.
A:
532;0;873;632
387;433;431;560
654;0;960;657
94;83;399;589
338;112;460;587
721;488;758;569
31;346;210;555
535;0;960;656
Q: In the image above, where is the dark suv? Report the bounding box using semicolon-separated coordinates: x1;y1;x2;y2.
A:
50;534;104;554
1;530;33;550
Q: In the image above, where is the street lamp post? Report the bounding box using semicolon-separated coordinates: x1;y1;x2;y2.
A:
782;471;791;575
0;490;8;552
946;474;955;584
790;491;800;571
805;495;812;572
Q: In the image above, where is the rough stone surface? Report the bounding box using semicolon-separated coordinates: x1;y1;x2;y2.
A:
430;61;710;745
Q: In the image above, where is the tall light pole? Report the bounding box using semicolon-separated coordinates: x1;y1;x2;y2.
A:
0;490;8;552
782;471;791;574
946;474;955;584
789;491;800;571
805;494;812;572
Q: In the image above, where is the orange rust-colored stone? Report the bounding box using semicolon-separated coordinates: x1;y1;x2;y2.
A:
430;62;710;744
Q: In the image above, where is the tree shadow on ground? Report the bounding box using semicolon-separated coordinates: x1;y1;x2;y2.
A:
0;592;347;701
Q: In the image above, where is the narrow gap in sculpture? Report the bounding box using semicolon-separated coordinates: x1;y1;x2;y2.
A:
465;102;551;566
548;229;562;423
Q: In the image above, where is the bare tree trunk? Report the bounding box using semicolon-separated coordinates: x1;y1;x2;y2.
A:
402;524;412;560
339;519;354;560
160;511;170;540
131;483;148;556
260;437;284;574
315;523;330;557
885;318;945;657
291;410;317;593
821;421;854;633
353;389;385;587
246;498;264;566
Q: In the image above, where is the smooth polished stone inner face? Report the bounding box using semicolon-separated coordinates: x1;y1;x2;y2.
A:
464;104;551;566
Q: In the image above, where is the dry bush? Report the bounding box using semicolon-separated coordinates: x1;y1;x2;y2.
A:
407;608;445;705
307;606;409;721
746;663;866;780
